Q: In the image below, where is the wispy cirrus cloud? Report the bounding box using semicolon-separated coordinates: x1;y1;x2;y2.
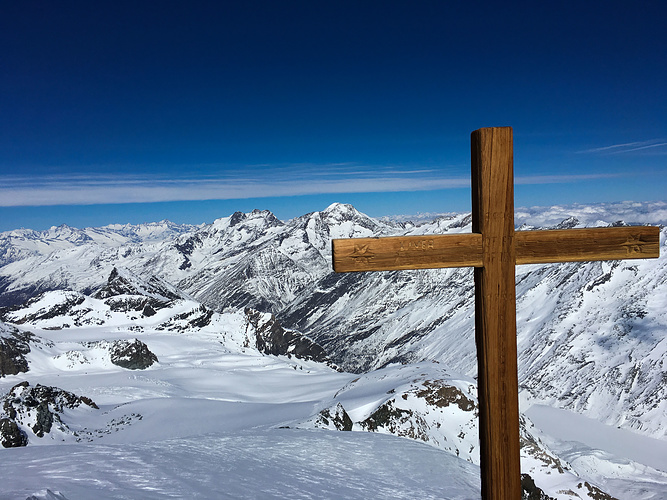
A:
578;140;667;155
0;165;624;207
515;173;623;185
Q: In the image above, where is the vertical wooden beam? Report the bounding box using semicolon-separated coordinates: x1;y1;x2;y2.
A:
471;127;521;499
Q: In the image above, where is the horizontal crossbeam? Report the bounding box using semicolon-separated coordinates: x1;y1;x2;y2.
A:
332;226;660;273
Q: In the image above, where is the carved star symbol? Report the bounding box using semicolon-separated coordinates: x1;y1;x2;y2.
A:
350;244;374;259
621;234;645;254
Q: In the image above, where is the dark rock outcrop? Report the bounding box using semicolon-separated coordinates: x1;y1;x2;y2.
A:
245;308;331;365
1;381;98;447
521;474;554;500
2;291;85;325
312;403;353;431
0;417;28;447
576;481;618;500
0;324;34;376
360;400;430;442
156;304;214;332
94;267;182;301
415;380;476;412
109;339;158;370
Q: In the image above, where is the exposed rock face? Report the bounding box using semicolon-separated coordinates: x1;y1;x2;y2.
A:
0;417;27;447
103;295;156;314
156;304;215;332
109;339;158;370
575;482;618;500
521;474;554;500
245;308;331;365
299;366;482;463
310;403;353;431
0;381;98;447
360;399;431;441
519;415;567;474
95;267;186;316
0;323;34;376
2;291;86;325
357;379;479;458
415;380;476;411
94;267;184;303
296;363;618;500
63;339;159;370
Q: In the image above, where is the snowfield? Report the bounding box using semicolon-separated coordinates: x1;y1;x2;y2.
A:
2;307;665;499
2;430;482;500
1;201;666;499
1;319;483;499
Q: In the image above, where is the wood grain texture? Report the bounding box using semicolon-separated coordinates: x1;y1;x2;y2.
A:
329;125;661;500
471;127;522;500
331;233;483;272
515;226;660;264
331;226;660;272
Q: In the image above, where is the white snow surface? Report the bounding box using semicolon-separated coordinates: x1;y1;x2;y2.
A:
1;201;667;499
1;313;484;499
0;304;664;499
2;430;481;500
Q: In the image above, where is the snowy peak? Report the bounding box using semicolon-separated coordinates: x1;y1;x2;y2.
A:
553;216;580;229
98;219;197;243
289;203;396;250
320;202;388;237
0;221;193;250
172;209;285;267
322;202;362;220
44;224;94;244
514;200;667;228
0;219;195;269
94;267;186;303
210;208;283;234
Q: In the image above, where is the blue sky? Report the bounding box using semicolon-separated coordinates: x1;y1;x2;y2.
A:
1;1;665;231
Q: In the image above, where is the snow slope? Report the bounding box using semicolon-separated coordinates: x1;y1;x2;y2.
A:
0;313;649;500
1;286;664;499
1;201;666;499
3;430;482;500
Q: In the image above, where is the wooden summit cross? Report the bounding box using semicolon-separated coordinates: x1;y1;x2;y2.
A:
331;127;660;500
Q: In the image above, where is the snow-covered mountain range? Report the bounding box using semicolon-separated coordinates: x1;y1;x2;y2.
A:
1;201;666;499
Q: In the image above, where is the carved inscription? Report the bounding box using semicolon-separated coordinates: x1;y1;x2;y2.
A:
399;239;435;252
331;127;660;500
349;244;375;266
395;239;435;265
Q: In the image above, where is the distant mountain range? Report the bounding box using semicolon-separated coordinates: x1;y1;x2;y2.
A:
1;201;665;499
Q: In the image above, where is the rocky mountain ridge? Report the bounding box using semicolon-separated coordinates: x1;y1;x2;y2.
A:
0;309;624;499
1;201;665;498
0;203;665;444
